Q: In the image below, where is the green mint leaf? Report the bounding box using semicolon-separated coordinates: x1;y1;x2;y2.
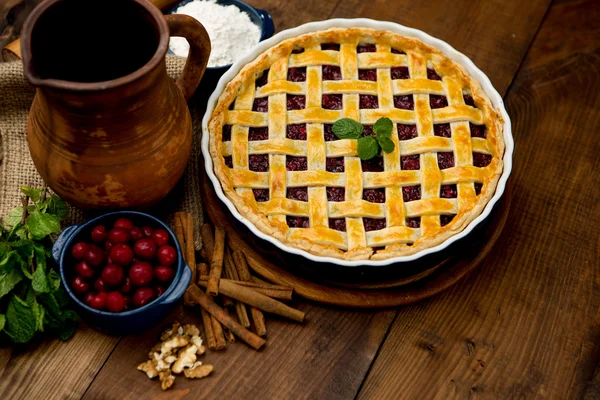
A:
21;187;42;203
36;305;45;332
373;117;393;138
6;207;23;227
379;136;395;153
45;195;68;220
357;136;380;160
4;294;36;343
332;118;363;139
48;268;61;292
0;251;25;300
32;264;50;294
27;211;61;240
0;314;5;331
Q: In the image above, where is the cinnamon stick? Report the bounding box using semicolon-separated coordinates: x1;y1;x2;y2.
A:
199;224;233;307
197;278;293;301
224;250;250;328
223;309;236;343
232;250;267;336
200;224;215;264
197;262;225;350
211;313;227;350
207;228;225;296
175;213;196;306
188;284;266;350
198;279;304;323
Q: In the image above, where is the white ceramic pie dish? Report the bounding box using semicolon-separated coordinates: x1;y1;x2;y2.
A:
201;18;513;267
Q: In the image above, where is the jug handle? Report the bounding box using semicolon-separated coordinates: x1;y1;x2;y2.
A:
165;14;211;102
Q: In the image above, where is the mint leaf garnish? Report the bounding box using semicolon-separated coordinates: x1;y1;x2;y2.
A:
332;118;363;139
379;136;395;153
373;117;393;138
357;136;380;160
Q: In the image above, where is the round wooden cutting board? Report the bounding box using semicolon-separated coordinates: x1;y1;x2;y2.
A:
200;165;511;308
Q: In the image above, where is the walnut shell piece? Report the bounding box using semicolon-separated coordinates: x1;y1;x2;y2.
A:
184;363;214;379
137;360;158;379
171;344;197;374
158;370;175;391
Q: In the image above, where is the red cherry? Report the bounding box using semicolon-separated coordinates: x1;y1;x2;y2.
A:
109;244;134;266
134;238;157;260
91;225;108;243
101;264;125;287
142;226;154;237
151;229;169;246
75;261;95;280
133;287;156;307
129;262;153;286
84;292;95;306
89;292;107;310
157;245;177;267
114;218;134;230
85;246;105;268
71;242;89;261
108;227;131;244
71;276;89;294
130;227;144;242
154;266;175;283
106;291;126;313
120;277;132;293
105;241;114;252
94;278;107;292
156;285;167;297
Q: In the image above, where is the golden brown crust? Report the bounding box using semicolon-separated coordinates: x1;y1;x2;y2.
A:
208;27;505;261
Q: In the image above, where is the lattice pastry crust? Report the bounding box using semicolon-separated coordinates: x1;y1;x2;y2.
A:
208;28;504;261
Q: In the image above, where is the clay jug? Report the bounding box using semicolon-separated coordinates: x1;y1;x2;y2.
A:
20;0;210;209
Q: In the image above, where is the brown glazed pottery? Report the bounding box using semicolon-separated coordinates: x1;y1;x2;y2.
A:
20;0;211;209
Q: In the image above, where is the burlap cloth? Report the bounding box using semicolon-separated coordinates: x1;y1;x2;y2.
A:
0;56;205;248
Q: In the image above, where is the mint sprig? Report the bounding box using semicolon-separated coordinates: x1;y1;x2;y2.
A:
332;117;395;160
0;186;77;344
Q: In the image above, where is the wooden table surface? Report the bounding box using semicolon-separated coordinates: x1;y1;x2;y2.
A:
2;0;599;398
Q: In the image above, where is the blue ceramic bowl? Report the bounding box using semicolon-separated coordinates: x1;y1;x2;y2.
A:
168;0;275;75
52;211;191;336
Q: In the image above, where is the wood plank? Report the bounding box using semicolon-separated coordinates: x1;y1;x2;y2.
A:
82;304;395;399
358;0;600;398
0;324;119;399
330;0;552;96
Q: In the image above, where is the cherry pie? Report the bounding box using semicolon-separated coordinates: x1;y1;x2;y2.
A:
208;28;504;261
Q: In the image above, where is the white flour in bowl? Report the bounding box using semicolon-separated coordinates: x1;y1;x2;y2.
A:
169;0;261;68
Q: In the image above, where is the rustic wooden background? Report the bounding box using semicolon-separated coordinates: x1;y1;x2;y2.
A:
1;0;599;399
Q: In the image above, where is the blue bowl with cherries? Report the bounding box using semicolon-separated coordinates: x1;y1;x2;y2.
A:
52;211;191;336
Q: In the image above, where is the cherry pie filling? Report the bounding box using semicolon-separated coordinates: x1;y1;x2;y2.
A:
323;65;342;81
249;127;268;141
286;124;306;140
287;187;308;201
326;187;345;202
287;67;306;82
223;43;494;247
